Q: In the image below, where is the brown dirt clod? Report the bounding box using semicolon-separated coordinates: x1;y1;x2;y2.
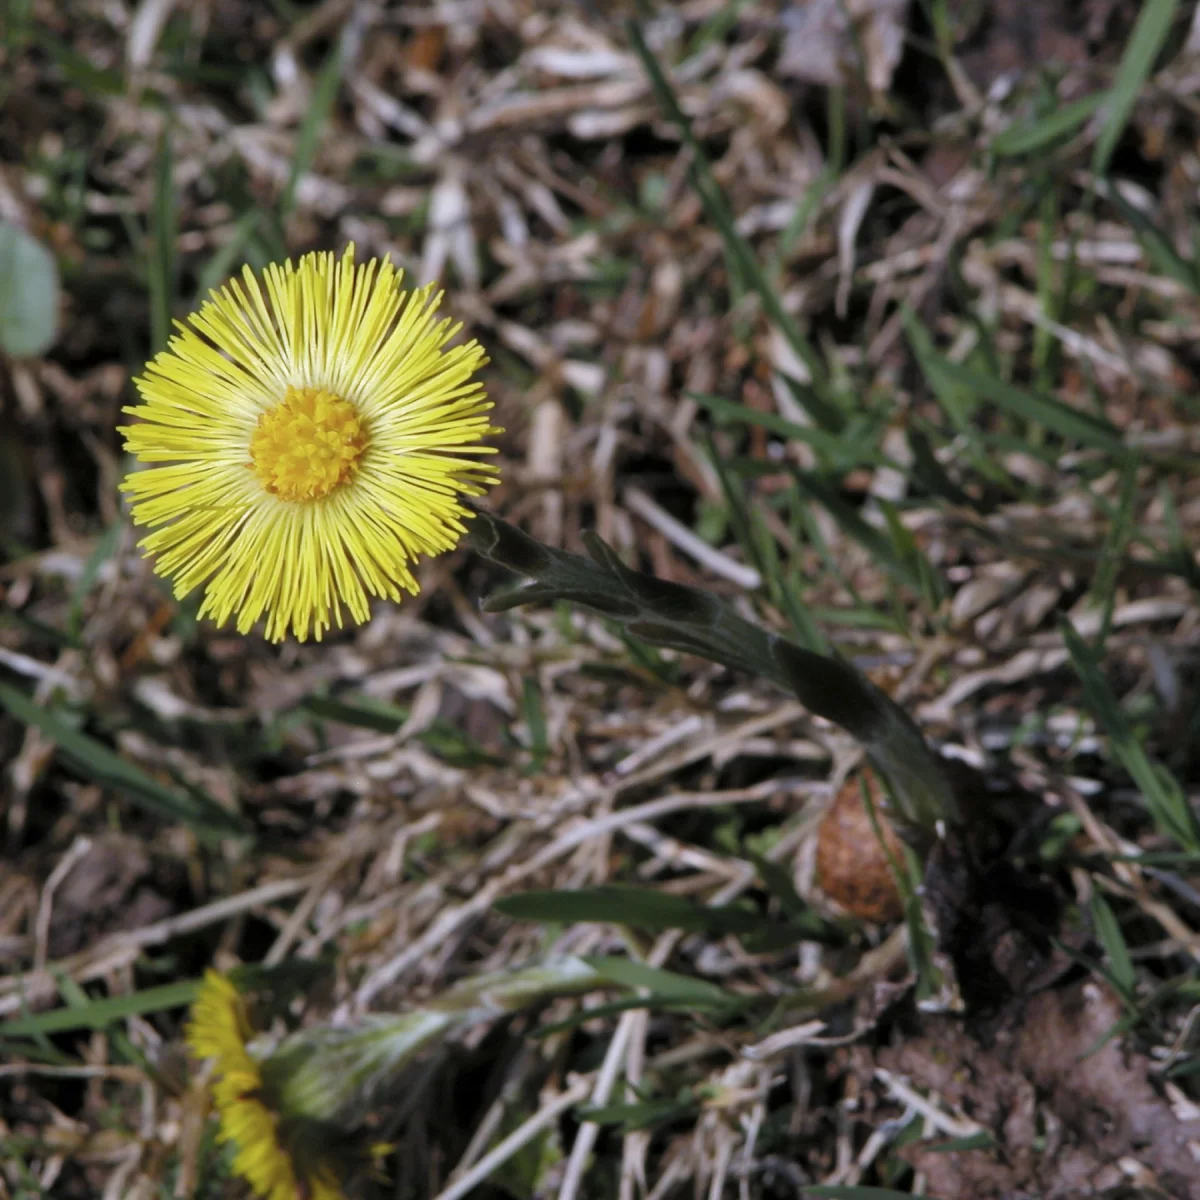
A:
815;768;905;924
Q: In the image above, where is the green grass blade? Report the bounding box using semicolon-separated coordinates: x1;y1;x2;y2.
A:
777;87;843;257
0;962;325;1039
789;470;933;597
902;313;1019;489
193;209;261;302
2;0;34;52
626;19;836;420
701;432;774;589
1060;621;1200;852
1092;0;1180;176
879;499;944;610
1086;454;1139;648
684;0;752;57
769;366;847;441
992;92;1105;158
147;127;176;354
1032;178;1060;392
33;27;123;95
777;164;836;260
1090;893;1136;999
0;683;247;841
747;520;825;654
67;523;121;638
300;692;505;766
778;566;827;652
1102;180;1199;291
300;692;408;733
53;973;91;1010
1156;481;1200;587
520;676;549;770
905;425;979;508
928;1132;998;1153
583;957;737;1006
0;980;200;1036
746;851;840;938
280;33;346;220
904;311;1126;454
798;505;890;630
688;392;893;468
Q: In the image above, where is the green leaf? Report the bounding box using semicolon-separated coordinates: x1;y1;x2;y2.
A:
1092;0;1180;176
583;957;738;1007
0;223;59;357
747;852;811;923
1061;621;1200;852
33;28;123;94
0;980;200;1036
0;683;247;842
466;506;959;834
300;692;505;767
0;962;327;1039
688;392;892;468
928;1131;997;1152
746;852;841;940
1091;893;1136;998
905;427;978;509
300;693;407;733
521;676;549;767
904;312;1126;454
991;93;1104;157
788;470;931;596
879;498;944;610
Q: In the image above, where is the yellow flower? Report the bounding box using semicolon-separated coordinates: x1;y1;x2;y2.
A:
187;970;344;1200
120;246;499;641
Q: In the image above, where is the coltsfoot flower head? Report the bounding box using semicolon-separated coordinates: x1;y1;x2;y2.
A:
120;245;499;641
186;970;344;1200
187;970;444;1198
186;959;603;1198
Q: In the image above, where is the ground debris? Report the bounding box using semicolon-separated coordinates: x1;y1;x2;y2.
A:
866;980;1200;1199
46;832;181;959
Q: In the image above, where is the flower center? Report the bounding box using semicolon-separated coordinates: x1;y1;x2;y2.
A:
249;387;368;502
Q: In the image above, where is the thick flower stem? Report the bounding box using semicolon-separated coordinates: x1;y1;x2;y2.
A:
464;507;959;838
261;958;601;1127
